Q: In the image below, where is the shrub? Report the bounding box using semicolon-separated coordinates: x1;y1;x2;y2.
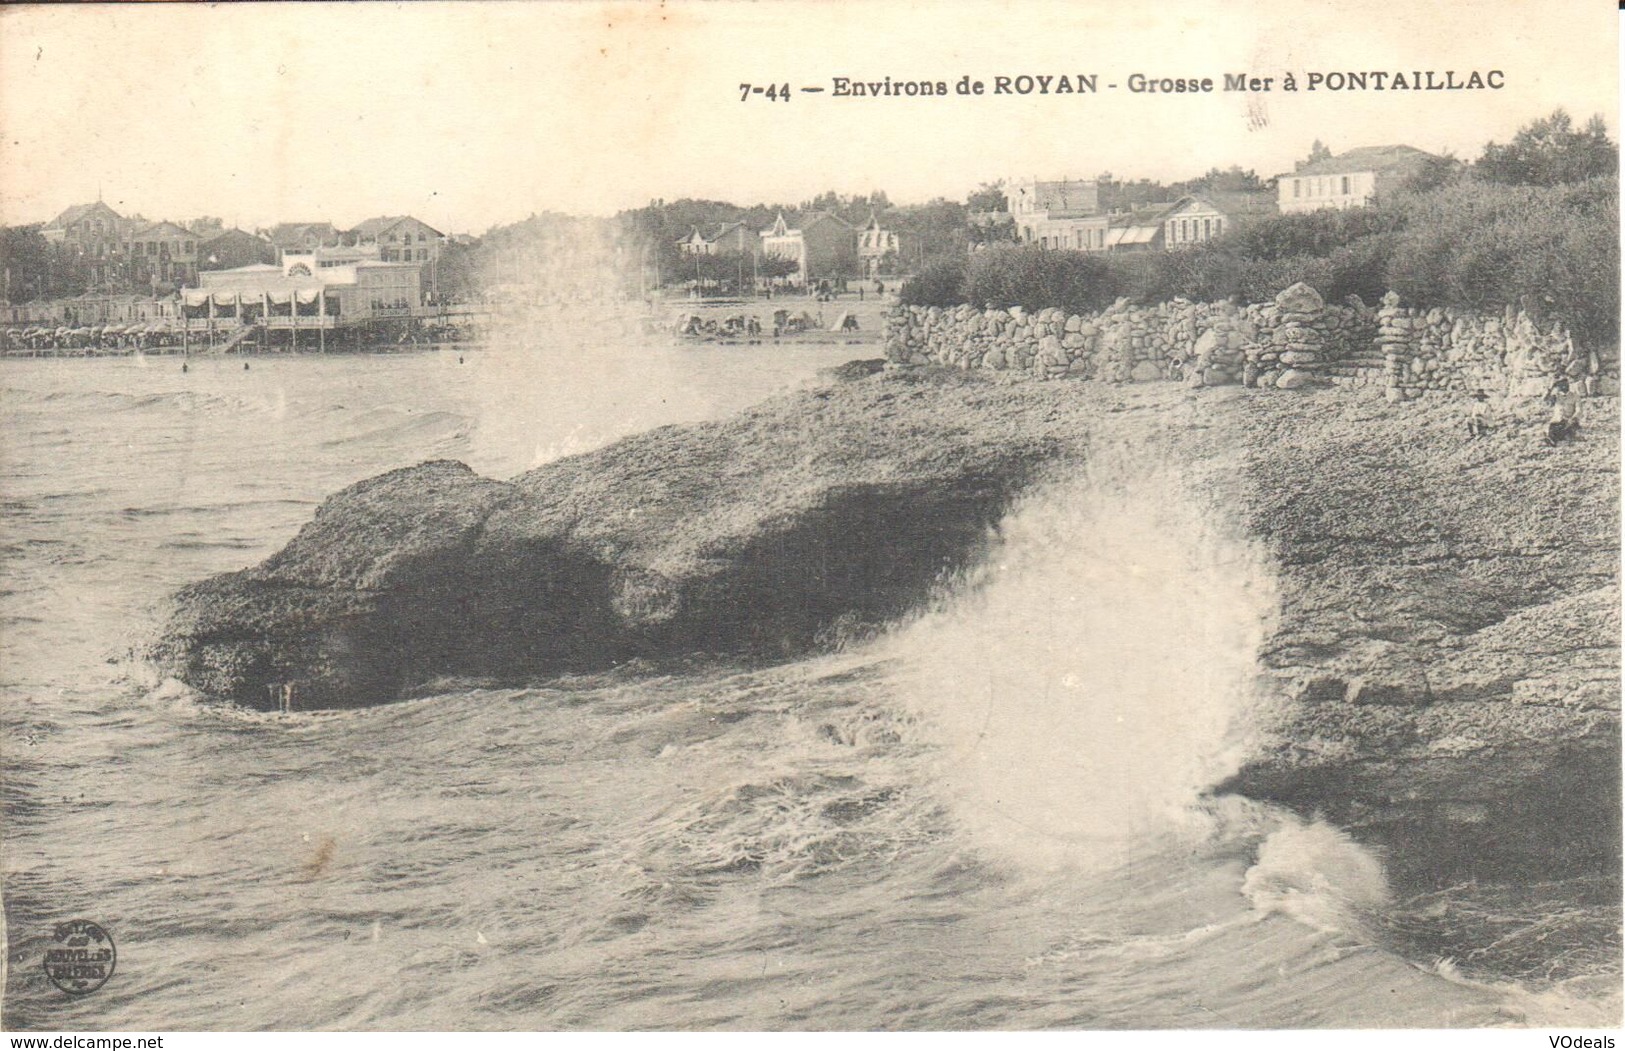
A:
897;257;967;308
1384;176;1618;345
965;246;1124;315
895;176;1617;348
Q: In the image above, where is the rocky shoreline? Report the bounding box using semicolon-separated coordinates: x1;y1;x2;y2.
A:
149;365;1619;905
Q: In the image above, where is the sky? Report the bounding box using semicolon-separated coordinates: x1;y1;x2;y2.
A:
0;0;1616;235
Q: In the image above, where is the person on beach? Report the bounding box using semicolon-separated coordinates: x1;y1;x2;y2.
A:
1467;391;1492;438
1544;378;1580;445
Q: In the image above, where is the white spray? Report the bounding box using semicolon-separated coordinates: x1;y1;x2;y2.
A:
885;450;1279;868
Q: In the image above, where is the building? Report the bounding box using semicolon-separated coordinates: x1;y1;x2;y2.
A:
709;222;761;257
265;222;342;257
346;216;443;264
287;245;382;272
199;229;277;271
124;220;200;288
185;217;227;242
1006;177;1109;250
1104;204;1177;253
345;216;444;298
1276;145;1441;214
194;254;422;328
1161;191;1277;248
759;212;858;286
676;227;714;256
857;212;900;276
676;222;761;257
41;201;128;289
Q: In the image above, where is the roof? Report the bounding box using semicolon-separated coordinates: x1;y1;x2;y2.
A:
799;211;855;230
1106;225;1161;247
129;220;196;238
266;222;339;247
200;228;270;245
1176;191;1278;218
49;201;122;228
1109;203;1178;228
1289;144;1439;178
350;216;402;238
350;215;445;240
210;263;282;275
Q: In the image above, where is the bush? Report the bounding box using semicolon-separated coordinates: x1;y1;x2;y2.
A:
965;246;1124;315
897;257;967;308
1384;176;1618;345
895;176;1617;348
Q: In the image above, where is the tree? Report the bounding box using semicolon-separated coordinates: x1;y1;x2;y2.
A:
886;198;970;270
758;254;799;281
1295;139;1334;172
965;180;1008;214
1475;109;1617;186
0;225;52;302
1400;152;1466;194
1096;173;1179;213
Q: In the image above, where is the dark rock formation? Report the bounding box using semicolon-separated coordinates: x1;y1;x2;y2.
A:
150;370;1618;917
151;371;1055;710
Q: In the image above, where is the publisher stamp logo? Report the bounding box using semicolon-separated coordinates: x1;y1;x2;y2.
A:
43;919;116;995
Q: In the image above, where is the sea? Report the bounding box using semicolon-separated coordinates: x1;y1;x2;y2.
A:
0;334;1617;1031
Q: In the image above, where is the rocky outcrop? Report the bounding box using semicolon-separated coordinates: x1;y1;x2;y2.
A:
151;371;1055;710
1179;390;1620;891
151;369;1618;901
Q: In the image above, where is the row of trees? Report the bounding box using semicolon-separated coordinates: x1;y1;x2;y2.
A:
1;226;118;302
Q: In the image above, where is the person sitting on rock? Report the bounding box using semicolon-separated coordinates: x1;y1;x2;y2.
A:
1467;391;1492;438
1544;378;1581;445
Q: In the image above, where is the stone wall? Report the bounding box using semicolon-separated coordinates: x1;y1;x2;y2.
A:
885;283;1618;398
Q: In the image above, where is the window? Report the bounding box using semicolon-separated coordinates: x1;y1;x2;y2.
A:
418;248;428;261
185;241;194;253
417;232;425;242
1341;176;1351;195
1293;179;1301;198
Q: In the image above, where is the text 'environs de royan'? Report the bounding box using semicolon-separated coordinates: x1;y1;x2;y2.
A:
826;70;1505;97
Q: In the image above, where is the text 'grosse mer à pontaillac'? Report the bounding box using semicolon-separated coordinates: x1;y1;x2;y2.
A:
816;70;1505;97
